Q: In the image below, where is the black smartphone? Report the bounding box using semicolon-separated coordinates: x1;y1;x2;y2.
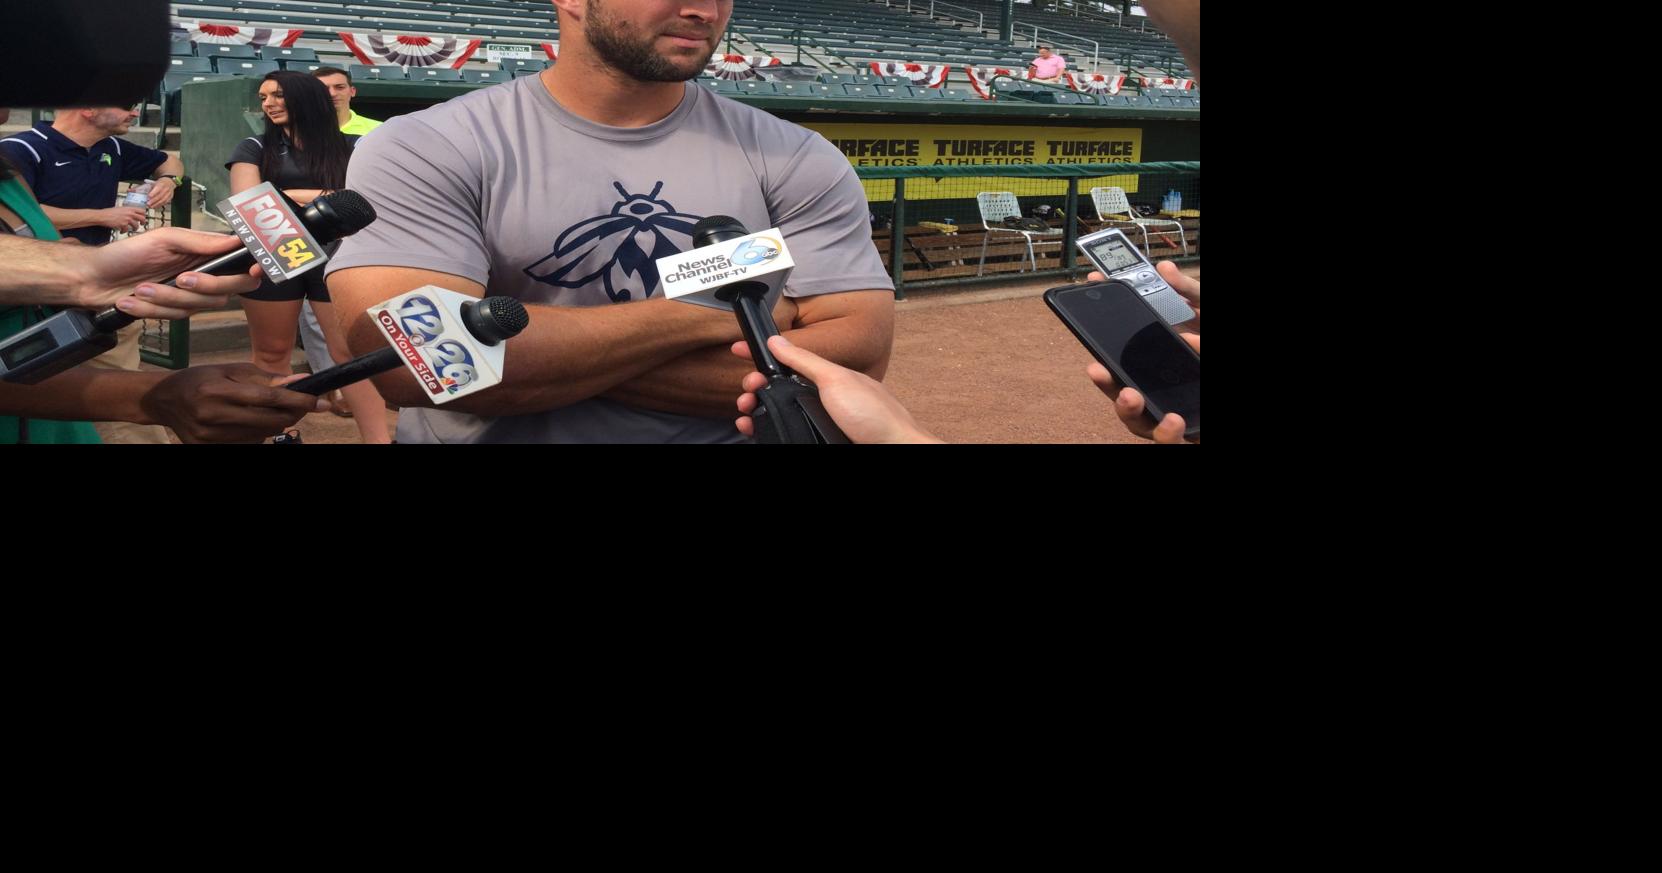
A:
1044;279;1200;439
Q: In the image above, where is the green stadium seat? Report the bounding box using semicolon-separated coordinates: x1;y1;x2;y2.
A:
413;68;465;82
350;64;408;81
168;57;213;73
738;81;778;95
214;59;281;77
199;44;259;60
261;46;318;63
842;83;877;97
500;58;550;73
170;39;196;57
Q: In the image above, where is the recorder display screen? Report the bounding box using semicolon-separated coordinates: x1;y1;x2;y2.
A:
1085;236;1145;273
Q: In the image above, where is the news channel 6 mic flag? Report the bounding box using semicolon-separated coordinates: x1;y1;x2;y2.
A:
1;1;169;108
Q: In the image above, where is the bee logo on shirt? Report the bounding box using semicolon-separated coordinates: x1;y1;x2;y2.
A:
524;181;704;304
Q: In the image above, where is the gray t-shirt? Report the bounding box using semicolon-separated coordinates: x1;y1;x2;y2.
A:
327;76;892;444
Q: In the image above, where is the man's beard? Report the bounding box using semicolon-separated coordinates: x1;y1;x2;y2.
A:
585;0;711;82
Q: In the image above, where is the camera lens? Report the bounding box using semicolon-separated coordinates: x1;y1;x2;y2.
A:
1085;287;1101;300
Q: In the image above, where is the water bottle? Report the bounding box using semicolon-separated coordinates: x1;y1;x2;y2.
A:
120;181;153;235
122;181;153;209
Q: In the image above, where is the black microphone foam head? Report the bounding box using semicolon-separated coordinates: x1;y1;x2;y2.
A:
461;296;530;346
303;190;378;242
692;215;750;248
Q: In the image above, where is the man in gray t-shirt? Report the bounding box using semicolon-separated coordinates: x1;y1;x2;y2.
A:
326;0;895;443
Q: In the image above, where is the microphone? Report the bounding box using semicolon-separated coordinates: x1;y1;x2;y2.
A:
0;187;377;385
283;296;529;395
690;215;848;445
691;216;791;379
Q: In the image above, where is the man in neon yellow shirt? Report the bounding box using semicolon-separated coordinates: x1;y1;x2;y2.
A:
315;67;383;136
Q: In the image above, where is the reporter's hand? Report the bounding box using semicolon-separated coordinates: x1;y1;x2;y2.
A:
730;334;938;444
1082;262;1199;443
138;365;328;444
78;228;263;317
1085;331;1200;444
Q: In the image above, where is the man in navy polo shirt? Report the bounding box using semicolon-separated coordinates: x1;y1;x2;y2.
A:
0;106;183;245
2;105;187;442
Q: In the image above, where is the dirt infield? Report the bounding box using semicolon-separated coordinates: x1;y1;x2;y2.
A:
184;265;1197;444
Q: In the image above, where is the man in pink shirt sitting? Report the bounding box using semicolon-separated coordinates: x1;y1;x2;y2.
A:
1029;47;1067;83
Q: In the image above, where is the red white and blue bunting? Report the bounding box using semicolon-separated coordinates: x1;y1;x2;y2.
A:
339;33;484;69
705;54;781;80
964;66;1029;99
1067;72;1128;95
1140;76;1195;90
172;20;303;48
869;62;949;88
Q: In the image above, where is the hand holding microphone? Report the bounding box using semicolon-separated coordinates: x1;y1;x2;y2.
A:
684;215;848;444
282;295;529;396
0;186;377;385
731;334;939;444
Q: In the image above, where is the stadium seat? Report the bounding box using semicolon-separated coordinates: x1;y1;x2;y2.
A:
1052;92;1083;105
350;64;408;80
500;58;550;73
280;61;325;73
775;83;819;98
168;57;214;73
715;79;741;93
819;74;853;85
513;68;542;78
170;39;196;57
412;68;465;82
261;46;319;63
738;81;778;95
462;70;511;84
199;44;259;60
214;59;281;77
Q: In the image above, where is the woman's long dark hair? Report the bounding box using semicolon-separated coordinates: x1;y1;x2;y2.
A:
259;71;351;190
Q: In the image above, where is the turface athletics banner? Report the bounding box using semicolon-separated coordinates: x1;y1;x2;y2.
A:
804;122;1145;200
